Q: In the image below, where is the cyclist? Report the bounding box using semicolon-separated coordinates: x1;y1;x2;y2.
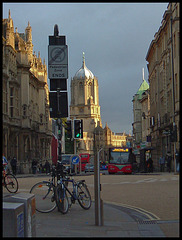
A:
2;155;9;173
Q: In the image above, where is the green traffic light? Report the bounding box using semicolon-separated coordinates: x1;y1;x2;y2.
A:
76;133;80;138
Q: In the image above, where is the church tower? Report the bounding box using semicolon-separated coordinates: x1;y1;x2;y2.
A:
70;53;102;154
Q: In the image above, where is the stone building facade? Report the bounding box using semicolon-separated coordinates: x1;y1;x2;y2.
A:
132;71;150;147
146;3;180;171
70;53;127;158
2;10;52;173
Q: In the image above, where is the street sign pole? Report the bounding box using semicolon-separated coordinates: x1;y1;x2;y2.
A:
48;24;68;164
94;148;103;226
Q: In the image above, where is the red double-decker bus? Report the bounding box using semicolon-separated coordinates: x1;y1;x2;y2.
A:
108;147;132;174
78;153;90;171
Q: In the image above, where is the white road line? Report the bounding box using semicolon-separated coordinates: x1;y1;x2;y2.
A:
135;178;158;183
104;200;160;221
160;178;168;181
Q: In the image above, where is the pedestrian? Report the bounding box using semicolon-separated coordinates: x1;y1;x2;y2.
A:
10;156;17;175
44;160;50;174
147;157;153;173
128;148;136;173
159;156;165;172
176;151;179;172
32;159;37;174
166;152;172;173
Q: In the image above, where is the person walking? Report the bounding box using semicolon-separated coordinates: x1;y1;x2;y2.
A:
147;157;153;173
10;156;17;175
32;159;37;174
166;152;172;173
128;148;136;173
159;156;165;172
44;160;50;174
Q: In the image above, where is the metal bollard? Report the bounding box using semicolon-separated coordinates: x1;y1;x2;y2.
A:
3;202;25;237
3;192;36;237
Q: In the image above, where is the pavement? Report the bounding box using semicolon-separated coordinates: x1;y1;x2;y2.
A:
35;200;167;237
3;172;179;237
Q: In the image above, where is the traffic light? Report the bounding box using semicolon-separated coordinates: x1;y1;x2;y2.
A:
74;119;83;139
65;120;72;139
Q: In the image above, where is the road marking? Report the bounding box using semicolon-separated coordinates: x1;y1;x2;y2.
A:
88;176;178;187
18;189;30;192
135;178;158;183
160;178;168;181
171;176;178;180
104;200;160;221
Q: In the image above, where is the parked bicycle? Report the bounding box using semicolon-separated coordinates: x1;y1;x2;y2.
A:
2;163;19;193
30;162;92;214
30;164;58;213
56;171;92;214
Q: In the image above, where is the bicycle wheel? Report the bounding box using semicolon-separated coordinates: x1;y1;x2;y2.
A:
77;182;91;210
56;184;69;214
5;173;18;193
30;181;56;213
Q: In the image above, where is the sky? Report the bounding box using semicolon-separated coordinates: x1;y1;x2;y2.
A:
3;2;168;134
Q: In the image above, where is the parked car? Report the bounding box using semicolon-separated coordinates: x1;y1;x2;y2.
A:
61;154;74;173
100;163;108;170
85;163;94;173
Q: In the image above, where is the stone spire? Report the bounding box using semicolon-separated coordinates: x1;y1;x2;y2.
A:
25;21;32;43
82;51;85;68
8;9;11;20
142;68;145;81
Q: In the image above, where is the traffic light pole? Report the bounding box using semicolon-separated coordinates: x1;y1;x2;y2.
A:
74;139;77;173
48;24;68;165
94;148;103;226
57;118;62;163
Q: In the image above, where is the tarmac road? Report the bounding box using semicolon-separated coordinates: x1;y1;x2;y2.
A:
3;171;179;237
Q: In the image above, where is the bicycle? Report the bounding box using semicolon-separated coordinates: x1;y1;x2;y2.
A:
30;163;91;214
56;168;92;214
30;165;58;213
2;164;19;193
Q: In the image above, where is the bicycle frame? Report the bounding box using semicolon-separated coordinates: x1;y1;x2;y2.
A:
59;177;84;201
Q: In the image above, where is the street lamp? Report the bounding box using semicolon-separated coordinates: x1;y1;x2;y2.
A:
170;3;177;173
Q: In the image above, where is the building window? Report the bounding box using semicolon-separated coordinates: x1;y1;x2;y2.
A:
40;114;43;124
23;104;27;118
3;82;8;114
15;88;19;117
174;33;176;58
10;87;13;117
175;73;178;101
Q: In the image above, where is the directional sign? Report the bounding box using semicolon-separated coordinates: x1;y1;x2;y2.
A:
48;45;68;79
71;155;80;165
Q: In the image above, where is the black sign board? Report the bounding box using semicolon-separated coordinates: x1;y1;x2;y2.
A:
49;91;68;118
50;79;67;91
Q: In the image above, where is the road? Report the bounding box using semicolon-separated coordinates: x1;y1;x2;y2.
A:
3;172;179;236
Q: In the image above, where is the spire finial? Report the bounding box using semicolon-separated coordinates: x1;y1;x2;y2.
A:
82;52;85;67
8;9;11;19
142;68;145;81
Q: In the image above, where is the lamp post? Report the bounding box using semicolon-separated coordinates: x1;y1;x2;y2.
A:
170;4;177;173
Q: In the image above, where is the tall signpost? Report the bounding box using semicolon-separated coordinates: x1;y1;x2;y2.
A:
48;24;68;163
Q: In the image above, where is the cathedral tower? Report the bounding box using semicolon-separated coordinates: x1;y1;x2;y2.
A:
70;53;102;154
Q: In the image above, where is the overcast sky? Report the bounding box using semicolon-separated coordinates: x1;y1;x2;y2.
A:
3;2;168;134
